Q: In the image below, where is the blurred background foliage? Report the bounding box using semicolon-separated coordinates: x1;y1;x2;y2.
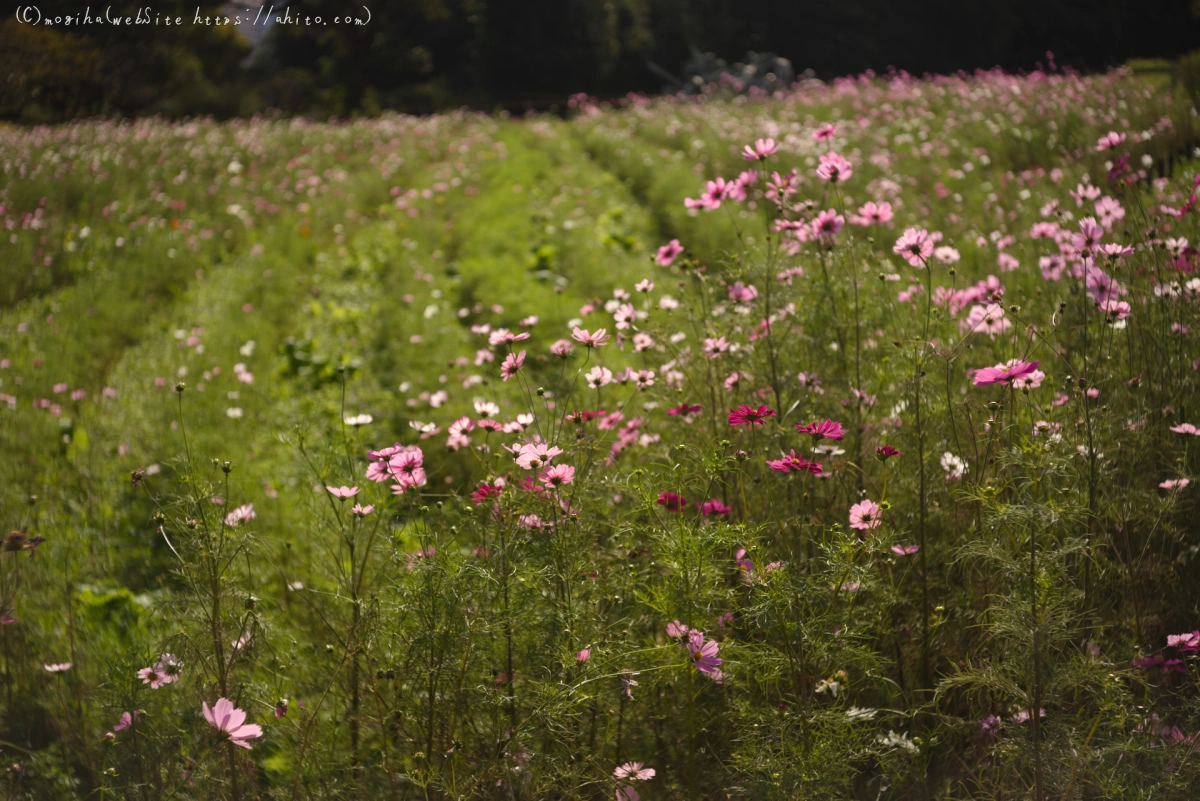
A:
4;0;1200;121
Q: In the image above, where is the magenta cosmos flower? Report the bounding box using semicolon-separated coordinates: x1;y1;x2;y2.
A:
795;419;845;441
972;360;1040;387
891;544;920;556
893;228;933;266
698;498;732;516
656;491;686;512
849;499;882;531
203;697;263;749
875;445;902;460
742;138;778;160
728;404;776;426
655;239;684;266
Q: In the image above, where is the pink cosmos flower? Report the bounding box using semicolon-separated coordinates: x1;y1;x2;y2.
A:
891;544;920;556
666;620;690;638
703;337;730;358
572;327;611;348
728;281;759;302
224;504;256;527
684;177;735;210
326;485;360;499
742;138;778;160
540;464;576;489
686;630;724;681
1095;131;1127;151
1168;631;1200;652
728;404;776;426
698;499;732;516
1170;423;1199;435
550;339;574;357
487;328;530;347
848;499;882;530
138;664;167;688
515;442;563;470
766;450;822;474
351;503;375;516
500;350;525;381
112;711;137;732
1160;478;1190;490
202;697;263;749
816;152;853;184
972;360;1040;387
656;239;684;266
851;200;894;226
876;446;902;460
893;228;933;266
813;123;837;141
576;649;590;663
44;662;72;673
812;208;845;238
795;419;845;441
614;762;656;780
1073;217;1104;254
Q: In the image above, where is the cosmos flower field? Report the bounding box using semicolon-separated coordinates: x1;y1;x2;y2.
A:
3;65;1200;799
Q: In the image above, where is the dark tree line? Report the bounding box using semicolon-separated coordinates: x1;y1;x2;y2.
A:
3;0;1199;120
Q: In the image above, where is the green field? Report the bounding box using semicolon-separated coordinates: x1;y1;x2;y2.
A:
3;68;1200;799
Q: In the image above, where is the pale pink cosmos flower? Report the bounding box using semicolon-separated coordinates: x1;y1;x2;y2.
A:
849;500;882;530
44;662;73;673
202;697;263;749
550;339;574;357
666;620;690;638
894;228;933;266
656;239;684;266
500;350;525;381
933;246;960;264
138;664;167;688
487;328;530;347
1170;423;1200;435
1160;478;1190;490
351;503;375;516
741;138;778;160
703;337;730;358
515;442;563;470
586;366;613;388
572;327;611;348
1095;131;1126;151
614;762;656;780
728;281;758;302
891;544;920;556
635;279;654;293
112;711;137;732
326;486;360;499
224;504;256;527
